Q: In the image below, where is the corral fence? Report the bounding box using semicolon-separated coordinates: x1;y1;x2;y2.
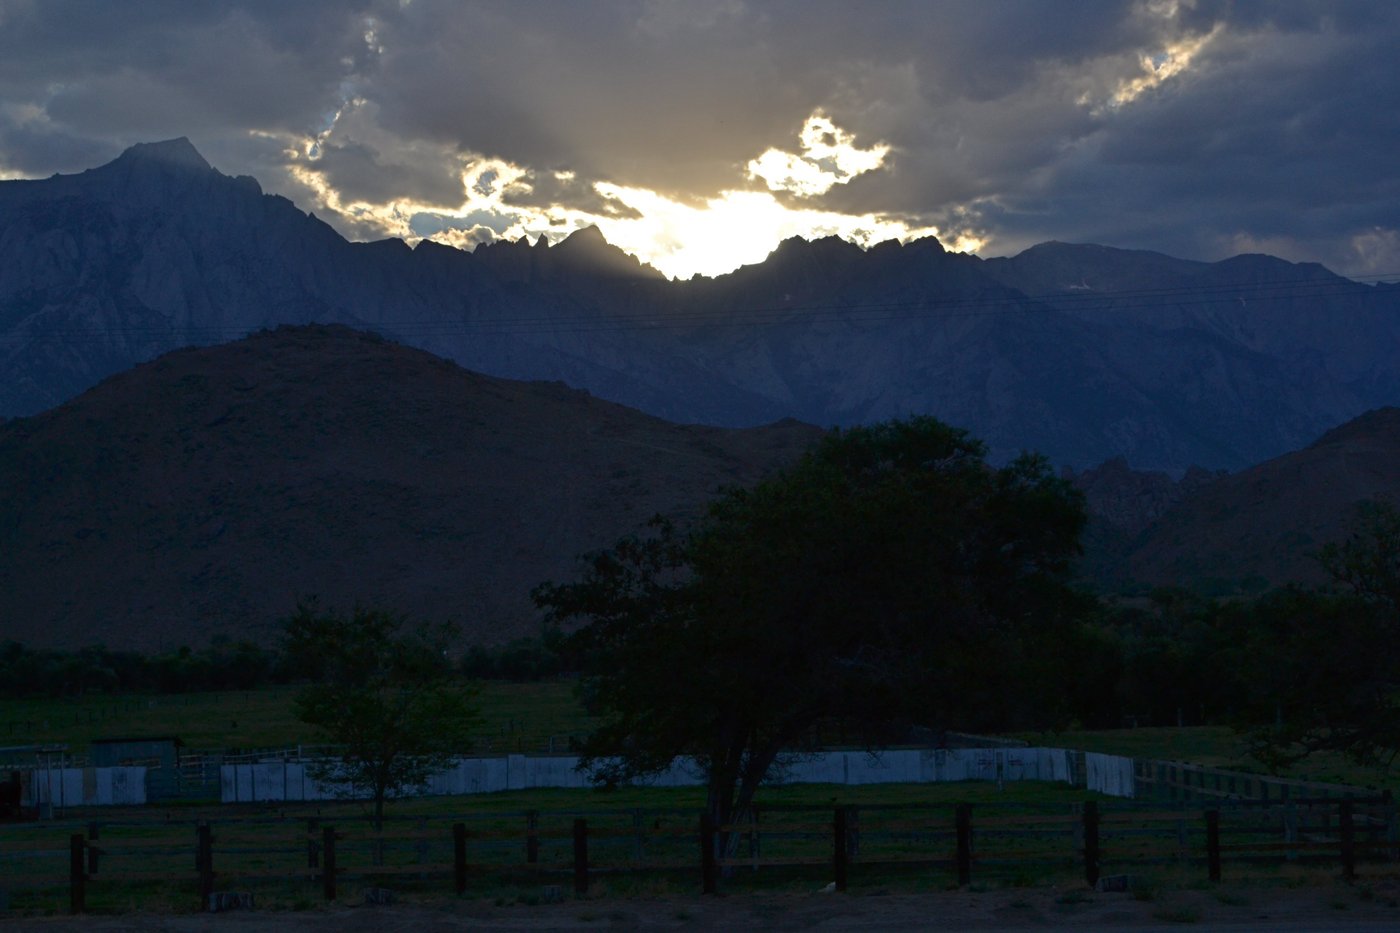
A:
1133;758;1378;804
1;795;1396;915
11;747;1389;812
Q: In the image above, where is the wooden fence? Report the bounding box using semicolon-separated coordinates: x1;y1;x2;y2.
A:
2;797;1396;914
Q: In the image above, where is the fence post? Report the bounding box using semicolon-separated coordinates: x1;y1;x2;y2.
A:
453;822;467;895
307;818;319;873
86;822;100;875
1083;801;1100;888
1384;791;1398;862
700;811;718;895
322;826;337;901
1339;799;1356;882
69;833;85;914
955;803;972;887
196;823;214;910
1205;810;1221;883
833;807;848;893
749;805;761;871
573;818;589;896
526;810;540;864
1284;802;1299;861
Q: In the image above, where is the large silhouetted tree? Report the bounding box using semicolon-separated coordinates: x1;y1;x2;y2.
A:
535;417;1088;855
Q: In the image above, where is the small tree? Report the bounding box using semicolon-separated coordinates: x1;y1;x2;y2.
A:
536;417;1088;856
284;604;478;828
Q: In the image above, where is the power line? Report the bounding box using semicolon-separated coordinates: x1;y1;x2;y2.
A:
3;269;1398;344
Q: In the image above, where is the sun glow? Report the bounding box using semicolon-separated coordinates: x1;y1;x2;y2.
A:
280;110;975;280
590;184;944;279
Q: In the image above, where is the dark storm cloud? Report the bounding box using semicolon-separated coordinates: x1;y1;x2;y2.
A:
0;0;1396;275
498;170;643;219
309;137;466;209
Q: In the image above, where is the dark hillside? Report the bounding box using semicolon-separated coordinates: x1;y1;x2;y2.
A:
0;325;822;650
1094;407;1400;592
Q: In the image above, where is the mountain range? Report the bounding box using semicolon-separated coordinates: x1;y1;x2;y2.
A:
2;322;1396;651
4;139;1398;473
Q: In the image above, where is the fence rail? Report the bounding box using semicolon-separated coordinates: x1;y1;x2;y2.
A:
2;796;1396;914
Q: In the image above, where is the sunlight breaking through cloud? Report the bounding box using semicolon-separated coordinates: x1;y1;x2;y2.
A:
747;112;891;197
588;184;945;279
1100;23;1223;112
277;111;960;280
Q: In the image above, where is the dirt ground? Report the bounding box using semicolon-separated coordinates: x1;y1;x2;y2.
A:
7;882;1400;932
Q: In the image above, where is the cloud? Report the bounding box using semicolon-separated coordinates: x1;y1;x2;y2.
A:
747;112;891;198
0;0;1394;277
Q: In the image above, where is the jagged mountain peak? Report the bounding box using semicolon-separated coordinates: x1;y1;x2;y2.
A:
2;140;1398;478
550;224;662;279
109;137;213;173
558;224;609;249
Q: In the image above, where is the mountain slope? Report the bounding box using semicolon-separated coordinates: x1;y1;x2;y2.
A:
0;325;822;650
3;141;1399;472
1087;407;1400;592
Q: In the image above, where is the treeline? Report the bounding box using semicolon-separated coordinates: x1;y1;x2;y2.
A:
0;589;1367;734
0;640;282;697
0;633;573;699
1081;586;1344;730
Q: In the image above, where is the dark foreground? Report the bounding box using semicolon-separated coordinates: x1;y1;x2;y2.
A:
7;883;1400;932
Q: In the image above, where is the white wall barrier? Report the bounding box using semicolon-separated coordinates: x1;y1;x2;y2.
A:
4;748;1138;807
219;747;1096;804
22;767;148;807
1084;752;1135;798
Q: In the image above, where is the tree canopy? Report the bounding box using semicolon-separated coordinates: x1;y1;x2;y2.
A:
535;417;1089;849
284;604;478;828
1252;499;1400;768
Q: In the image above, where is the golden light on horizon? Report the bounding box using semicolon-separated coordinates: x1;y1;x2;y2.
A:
282;110;977;279
590;184;948;279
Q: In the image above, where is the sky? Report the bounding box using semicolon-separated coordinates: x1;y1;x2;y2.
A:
0;0;1397;281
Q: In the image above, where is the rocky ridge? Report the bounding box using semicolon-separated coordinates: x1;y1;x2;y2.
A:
3;141;1398;473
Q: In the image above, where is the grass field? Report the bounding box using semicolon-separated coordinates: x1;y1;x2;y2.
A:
1018;726;1398;791
0;680;597;755
3;681;1396;791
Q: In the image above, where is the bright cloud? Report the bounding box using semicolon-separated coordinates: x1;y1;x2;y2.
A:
281;110;952;280
1100;23;1223;112
747;112;891;197
1348;227;1400;279
589;184;949;279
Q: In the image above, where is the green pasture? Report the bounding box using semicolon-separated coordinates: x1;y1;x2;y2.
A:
0;680;595;754
1019;726;1398;791
4;682;1396;792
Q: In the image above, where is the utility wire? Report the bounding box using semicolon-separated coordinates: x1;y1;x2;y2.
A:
3;270;1398;343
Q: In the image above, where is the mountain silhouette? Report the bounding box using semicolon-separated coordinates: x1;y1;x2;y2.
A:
2;139;1398;472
